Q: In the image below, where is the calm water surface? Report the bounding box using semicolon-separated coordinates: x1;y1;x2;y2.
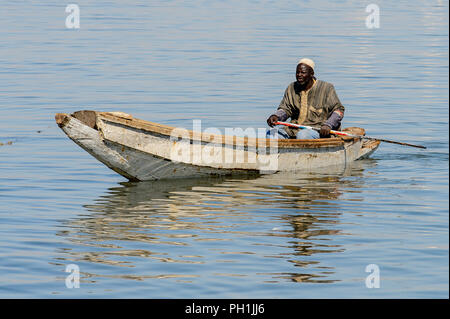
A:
0;0;448;298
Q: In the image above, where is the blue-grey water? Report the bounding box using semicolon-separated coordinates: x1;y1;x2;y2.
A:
0;0;448;298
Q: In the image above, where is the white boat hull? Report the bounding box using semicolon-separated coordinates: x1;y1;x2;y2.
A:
55;111;379;181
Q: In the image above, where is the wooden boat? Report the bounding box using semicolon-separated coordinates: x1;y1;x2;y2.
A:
55;110;380;181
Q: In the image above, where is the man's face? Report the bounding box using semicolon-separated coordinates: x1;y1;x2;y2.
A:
296;63;314;85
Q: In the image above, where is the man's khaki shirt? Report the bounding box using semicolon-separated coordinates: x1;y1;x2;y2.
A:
278;80;345;137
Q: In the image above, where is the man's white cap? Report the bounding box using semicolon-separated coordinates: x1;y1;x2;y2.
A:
298;58;315;71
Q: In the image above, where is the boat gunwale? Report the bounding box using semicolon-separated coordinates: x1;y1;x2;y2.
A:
95;111;358;149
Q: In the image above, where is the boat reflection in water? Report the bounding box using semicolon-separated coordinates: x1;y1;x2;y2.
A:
56;160;375;287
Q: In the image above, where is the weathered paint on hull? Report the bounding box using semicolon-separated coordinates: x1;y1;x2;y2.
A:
55;112;380;181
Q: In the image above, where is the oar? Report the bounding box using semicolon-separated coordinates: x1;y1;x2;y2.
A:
275;121;426;149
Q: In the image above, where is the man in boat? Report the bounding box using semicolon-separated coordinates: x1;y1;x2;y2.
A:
266;58;345;139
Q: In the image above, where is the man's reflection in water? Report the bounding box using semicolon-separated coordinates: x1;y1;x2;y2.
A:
273;175;346;283
55;161;372;284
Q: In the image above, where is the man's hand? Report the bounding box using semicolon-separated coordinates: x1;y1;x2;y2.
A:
267;115;279;127
320;124;331;138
